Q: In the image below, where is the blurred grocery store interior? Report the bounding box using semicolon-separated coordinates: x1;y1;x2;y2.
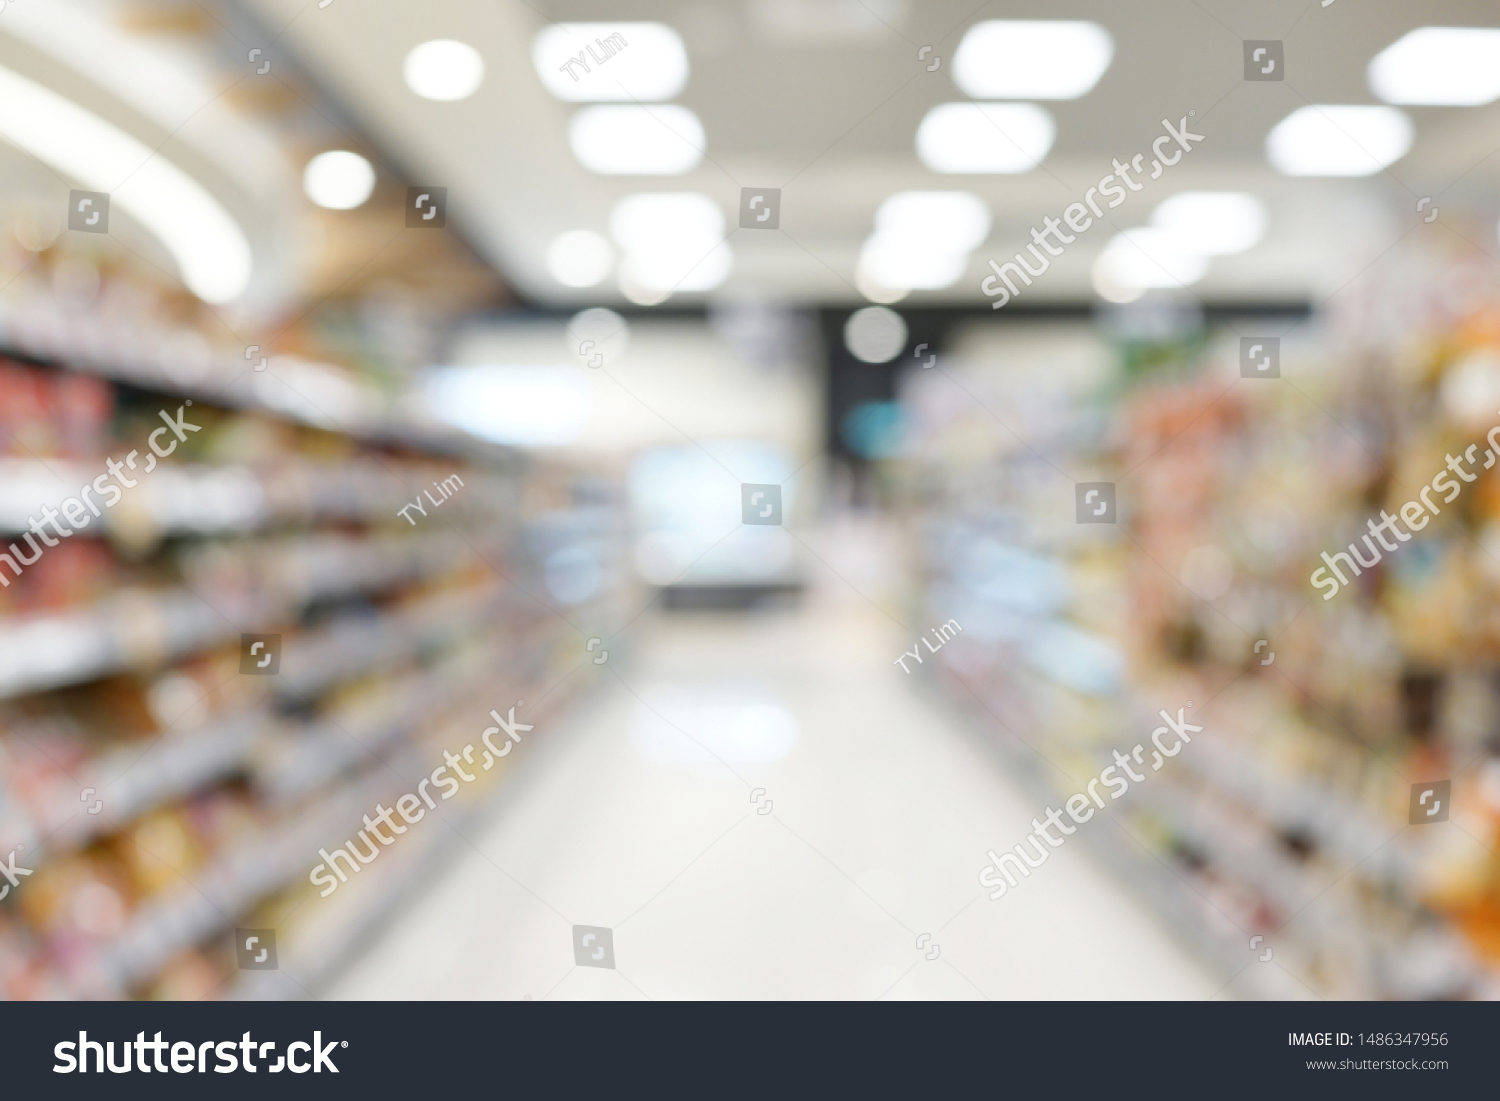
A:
10;0;1500;1001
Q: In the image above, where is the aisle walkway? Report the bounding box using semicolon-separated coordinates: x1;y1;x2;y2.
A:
329;597;1219;1000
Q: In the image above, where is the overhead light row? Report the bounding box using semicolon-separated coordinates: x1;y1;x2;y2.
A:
0;62;251;303
917;23;1500;178
534;22;1500;301
951;20;1114;100
914;21;1109;175
912;99;1419;178
545;193;732;299
533;24;716;297
551;187;1272;303
533;23;703;176
850;189;1269;303
1093;192;1268;302
301;37;485;220
1369;27;1500;105
858;192;991;300
533;22;688;102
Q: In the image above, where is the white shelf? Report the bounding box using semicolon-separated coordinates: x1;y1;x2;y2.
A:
0;531;507;700
0;292;477;450
0;458;511;536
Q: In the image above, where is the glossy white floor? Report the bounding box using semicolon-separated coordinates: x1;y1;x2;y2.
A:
330;534;1219;1001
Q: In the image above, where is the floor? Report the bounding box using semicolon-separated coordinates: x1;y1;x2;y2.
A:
329;571;1220;1000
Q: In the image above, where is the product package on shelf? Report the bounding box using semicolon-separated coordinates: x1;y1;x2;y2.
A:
905;312;1500;1000
0;336;628;1000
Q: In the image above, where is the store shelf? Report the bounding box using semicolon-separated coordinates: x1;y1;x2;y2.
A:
0;531;505;700
0;293;469;450
0;331;626;1001
35;709;274;861
908;316;1500;999
254;638;503;806
0;588;239;700
0;458;513;536
269;581;507;704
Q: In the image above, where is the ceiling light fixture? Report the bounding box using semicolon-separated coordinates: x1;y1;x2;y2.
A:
0;62;251;303
1369;27;1500;106
855;268;910;305
404;40;486;101
569;105;705;175
610;192;723;254
953;20;1114;99
916;103;1055;174
1092;229;1209;297
858;240;968;292
547;230;614;287
2;0;290;202
1266;105;1412;176
621;243;732;294
874;191;991;252
1149;192;1267;255
303;150;376;210
533;22;689;102
857;191;991;292
618;270;673;306
611;192;729;296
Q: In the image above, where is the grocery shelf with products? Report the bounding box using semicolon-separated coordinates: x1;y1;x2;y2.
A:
0;306;628;1000
904;273;1500;1000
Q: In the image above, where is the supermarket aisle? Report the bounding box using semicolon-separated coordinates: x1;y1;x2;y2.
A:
329;592;1220;1000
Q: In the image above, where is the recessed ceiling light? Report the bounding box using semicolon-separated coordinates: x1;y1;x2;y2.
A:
533;23;689;102
859;193;988;291
547;230;614;287
1093;229;1209;294
303;150;376;209
1266;105;1412;176
1150;192;1267;255
916;103;1054;173
844;306;908;364
953;20;1113;99
855;268;910;305
0;62;252;303
611;192;729;295
569;105;704;175
1092;275;1143;305
404;40;485;101
1369;27;1500;106
611;192;723;253
619;269;672;306
621;242;732;294
874;191;991;252
858;238;968;291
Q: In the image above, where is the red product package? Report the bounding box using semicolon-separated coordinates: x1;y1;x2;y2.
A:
0;360;55;457
52;373;114;458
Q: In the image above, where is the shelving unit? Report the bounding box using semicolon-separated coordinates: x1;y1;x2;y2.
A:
908;315;1500;1001
0;299;626;999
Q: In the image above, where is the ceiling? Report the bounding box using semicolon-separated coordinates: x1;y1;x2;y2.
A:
123;0;1500;308
0;0;507;351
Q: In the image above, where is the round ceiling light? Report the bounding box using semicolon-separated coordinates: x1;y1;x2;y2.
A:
404;40;485;101
547;230;614;287
303;150;376;210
